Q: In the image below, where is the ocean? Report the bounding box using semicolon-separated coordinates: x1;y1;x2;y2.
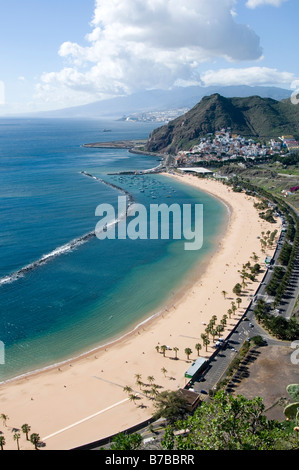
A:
0;117;226;382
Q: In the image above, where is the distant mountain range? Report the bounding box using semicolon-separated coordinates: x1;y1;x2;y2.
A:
145;94;299;154
32;85;292;119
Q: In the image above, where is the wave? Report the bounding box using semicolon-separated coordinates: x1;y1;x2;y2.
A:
0;172;135;287
0;231;96;286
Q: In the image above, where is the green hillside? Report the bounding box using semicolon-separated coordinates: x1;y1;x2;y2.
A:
146;94;299;154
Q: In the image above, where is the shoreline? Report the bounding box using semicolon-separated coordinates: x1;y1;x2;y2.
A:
0;173;280;450
0;171;230;386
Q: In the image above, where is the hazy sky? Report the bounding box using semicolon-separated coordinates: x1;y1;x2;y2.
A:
0;0;298;115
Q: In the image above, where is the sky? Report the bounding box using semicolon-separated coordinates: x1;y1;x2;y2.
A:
0;0;298;115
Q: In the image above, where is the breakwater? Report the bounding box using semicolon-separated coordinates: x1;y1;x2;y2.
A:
0;172;135;287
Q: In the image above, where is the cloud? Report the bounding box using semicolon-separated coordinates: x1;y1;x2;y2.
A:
246;0;288;8
36;0;264;106
200;66;296;87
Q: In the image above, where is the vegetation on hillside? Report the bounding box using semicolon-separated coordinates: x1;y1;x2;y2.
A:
160;391;299;450
107;390;299;450
146;94;299;153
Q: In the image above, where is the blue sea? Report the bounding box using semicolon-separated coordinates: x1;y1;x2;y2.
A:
0;118;226;382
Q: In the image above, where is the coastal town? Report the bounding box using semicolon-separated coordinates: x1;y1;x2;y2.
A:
176;128;299;166
121;108;189;124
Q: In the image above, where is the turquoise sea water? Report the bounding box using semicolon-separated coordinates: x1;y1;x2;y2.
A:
0;118;227;382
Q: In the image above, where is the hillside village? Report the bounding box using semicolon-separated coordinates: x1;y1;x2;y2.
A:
176;128;299;166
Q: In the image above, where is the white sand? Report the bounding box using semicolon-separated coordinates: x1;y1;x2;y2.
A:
0;174;280;450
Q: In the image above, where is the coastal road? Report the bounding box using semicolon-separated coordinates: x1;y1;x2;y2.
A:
192;216;298;394
193;321;250;395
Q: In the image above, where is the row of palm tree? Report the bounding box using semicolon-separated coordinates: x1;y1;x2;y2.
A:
155;250;263;368
259;229;279;253
123;374;164;405
121;250;267;419
0;414;41;450
155;298;244;362
155;344;202;361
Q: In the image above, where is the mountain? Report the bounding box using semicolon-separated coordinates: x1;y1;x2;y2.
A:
145;94;299;154
30;85;291;119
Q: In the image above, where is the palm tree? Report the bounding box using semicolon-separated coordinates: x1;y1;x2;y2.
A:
201;332;207;343
123;385;133;395
202;334;210;351
30;433;41;450
221;290;228;299
161;367;167;378
155;345;160;353
240;272;248;288
173;347;179;359
136;380;143;390
135;374;143;388
195;343;202;356
236;297;242;309
147;376;155;385
233;283;242;296
0;414;8;428
227;308;233;319
21;423;31;441
13;432;21;451
184;348;192;360
216;324;224;338
0;436;5;450
129;394;139;405
221;315;228;327
205;325;212;339
153;390;189;424
210;329;217;342
160;345;167;357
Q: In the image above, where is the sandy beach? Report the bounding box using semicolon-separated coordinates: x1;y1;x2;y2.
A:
0;173;280;451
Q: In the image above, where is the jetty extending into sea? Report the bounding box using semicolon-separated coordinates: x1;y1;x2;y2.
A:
82;139;176;175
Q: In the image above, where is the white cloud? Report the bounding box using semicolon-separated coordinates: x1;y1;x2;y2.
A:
36;0;264;106
200;66;296;87
246;0;288;8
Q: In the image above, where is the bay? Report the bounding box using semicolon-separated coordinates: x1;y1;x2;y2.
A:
0;118;226;382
